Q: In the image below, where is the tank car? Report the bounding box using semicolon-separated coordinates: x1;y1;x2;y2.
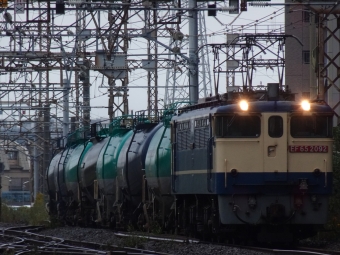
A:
47;113;165;228
95;122;132;227
63;137;92;223
47;129;93;223
47;83;334;243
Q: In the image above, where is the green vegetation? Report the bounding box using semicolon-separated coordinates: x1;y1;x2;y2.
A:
0;193;49;225
2;249;15;255
148;220;163;235
118;234;147;249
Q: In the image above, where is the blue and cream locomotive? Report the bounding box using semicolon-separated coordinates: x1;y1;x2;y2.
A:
47;83;334;242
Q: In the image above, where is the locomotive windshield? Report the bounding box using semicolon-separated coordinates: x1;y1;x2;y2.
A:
215;115;261;138
290;115;333;138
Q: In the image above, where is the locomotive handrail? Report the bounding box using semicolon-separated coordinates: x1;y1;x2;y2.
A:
215;139;260;142
207;137;214;193
171;120;177;193
324;159;327;187
291;139;333;142
207;137;214;175
66;127;90;147
110;115;134;130
225;159;227;188
172;141;177;193
110;112;161;131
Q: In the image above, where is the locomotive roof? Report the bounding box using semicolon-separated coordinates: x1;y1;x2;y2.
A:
174;100;333;120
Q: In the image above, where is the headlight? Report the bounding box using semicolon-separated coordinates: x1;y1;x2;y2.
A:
239;100;248;111
301;100;310;111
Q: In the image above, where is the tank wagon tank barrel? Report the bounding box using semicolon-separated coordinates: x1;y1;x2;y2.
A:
47;83;334;243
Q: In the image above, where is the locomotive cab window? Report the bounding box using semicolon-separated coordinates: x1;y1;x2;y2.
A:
215;115;260;138
268;116;283;138
290;115;333;138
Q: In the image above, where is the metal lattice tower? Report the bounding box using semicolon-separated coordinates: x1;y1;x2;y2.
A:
0;0;211;201
145;4;158;117
164;1;212;105
313;11;340;122
107;5;130;119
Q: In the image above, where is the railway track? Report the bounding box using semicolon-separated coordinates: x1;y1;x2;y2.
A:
115;231;340;255
0;226;170;254
1;226;339;255
296;247;340;255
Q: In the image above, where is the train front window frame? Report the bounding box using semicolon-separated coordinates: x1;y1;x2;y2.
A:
290;115;333;138
268;116;283;138
215;114;261;138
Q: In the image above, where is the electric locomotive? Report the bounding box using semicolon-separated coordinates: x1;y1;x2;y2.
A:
47;83;334;242
168;85;333;242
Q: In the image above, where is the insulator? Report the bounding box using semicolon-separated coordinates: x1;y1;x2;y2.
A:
68;0;83;5
80;65;87;71
142;1;152;7
79;71;87;78
172;46;181;54
249;2;271;7
67;29;74;36
220;6;233;12
3;12;12;24
172;31;184;41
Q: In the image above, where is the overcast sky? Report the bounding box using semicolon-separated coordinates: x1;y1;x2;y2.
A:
0;1;285;121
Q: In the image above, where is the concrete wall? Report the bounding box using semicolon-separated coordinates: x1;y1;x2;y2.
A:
285;2;314;101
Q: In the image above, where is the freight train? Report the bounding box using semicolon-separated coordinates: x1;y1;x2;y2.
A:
47;84;334;243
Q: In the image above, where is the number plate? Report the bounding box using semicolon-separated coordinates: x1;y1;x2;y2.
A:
289;145;328;153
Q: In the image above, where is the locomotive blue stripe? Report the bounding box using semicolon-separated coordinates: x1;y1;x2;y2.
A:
172;172;332;194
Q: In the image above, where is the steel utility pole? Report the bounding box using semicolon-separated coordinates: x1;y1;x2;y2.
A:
145;2;158;117
188;0;199;104
164;0;212;106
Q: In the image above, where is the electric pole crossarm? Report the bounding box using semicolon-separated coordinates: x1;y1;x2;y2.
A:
140;33;190;63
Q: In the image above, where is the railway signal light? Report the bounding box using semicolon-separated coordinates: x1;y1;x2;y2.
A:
240;0;247;11
56;0;65;14
208;4;216;16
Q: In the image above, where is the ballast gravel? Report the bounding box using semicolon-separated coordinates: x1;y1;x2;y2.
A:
37;226;272;255
2;223;339;254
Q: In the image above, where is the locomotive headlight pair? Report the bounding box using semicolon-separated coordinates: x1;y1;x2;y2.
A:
239;100;248;111
301;100;311;111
